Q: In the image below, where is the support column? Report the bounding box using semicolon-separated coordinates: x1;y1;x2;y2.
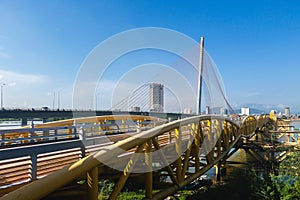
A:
87;167;98;200
175;128;182;183
31;154;37;181
21;118;28;126
145;141;153;199
216;162;221;182
195;123;201;172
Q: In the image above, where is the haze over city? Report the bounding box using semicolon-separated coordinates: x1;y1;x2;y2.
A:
0;1;300;113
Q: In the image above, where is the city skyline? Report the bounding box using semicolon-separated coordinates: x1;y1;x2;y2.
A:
0;1;300;112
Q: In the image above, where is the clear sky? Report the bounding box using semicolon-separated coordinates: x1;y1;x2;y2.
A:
0;0;300;112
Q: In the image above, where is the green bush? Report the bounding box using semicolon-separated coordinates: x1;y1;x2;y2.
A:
98;179;115;199
251;149;300;200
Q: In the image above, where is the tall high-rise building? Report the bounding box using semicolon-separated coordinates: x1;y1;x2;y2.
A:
284;107;290;117
150;83;164;112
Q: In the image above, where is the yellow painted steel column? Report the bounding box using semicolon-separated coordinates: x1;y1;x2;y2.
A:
145;141;153;199
224;122;229;150
215;163;221;182
205;120;214;165
182;144;191;179
109;144;144;200
215;120;221;157
121;119;125;132
175;128;182;183
87;167;98;200
194;122;201;172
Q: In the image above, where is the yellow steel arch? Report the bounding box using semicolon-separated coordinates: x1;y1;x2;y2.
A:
0;115;271;200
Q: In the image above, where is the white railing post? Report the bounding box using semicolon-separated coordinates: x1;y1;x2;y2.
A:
79;123;86;141
73;120;78;138
136;122;141;133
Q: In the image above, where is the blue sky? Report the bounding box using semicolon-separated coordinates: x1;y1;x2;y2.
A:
0;1;300;112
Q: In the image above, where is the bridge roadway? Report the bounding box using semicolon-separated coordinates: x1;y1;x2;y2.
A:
0;109;192;124
0;114;275;199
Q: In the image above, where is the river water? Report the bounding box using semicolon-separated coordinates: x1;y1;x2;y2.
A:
291;120;300;129
0;120;44;130
290;121;300;141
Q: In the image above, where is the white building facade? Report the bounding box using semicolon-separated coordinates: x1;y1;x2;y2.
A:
241;107;250;116
150;83;164;112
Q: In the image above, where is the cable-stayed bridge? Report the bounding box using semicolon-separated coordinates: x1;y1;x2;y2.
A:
110;83;153;112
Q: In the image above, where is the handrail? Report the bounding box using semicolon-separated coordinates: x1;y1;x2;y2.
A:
0;115;163;147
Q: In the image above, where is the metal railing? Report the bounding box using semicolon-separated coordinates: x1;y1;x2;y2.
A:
0;115;161;147
0;115;162;195
0;125;78;146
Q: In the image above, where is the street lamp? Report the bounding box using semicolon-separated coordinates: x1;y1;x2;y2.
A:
95;92;100;111
52;92;55;110
1;83;6;109
57;90;62;110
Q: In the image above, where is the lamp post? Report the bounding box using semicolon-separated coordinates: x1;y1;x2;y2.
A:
95;93;100;111
57;90;62;110
52;91;55;110
1;83;6;109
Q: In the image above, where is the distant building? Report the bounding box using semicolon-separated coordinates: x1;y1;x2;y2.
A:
130;106;140;112
270;110;282;119
284;107;290;117
205;106;227;115
150;83;164;112
183;108;192;114
241;107;250;116
220;107;227;115
205;106;210;115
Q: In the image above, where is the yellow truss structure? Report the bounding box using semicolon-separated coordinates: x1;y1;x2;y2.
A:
1;114;270;200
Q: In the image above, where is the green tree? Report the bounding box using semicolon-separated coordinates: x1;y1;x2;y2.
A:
253;148;300;200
